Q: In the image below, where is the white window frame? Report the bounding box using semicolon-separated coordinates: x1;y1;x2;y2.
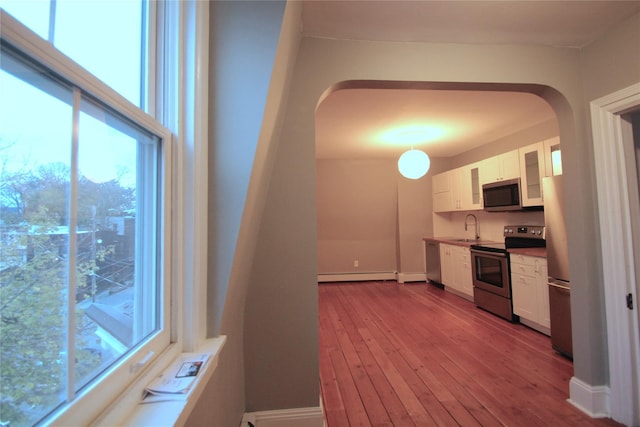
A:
0;1;212;424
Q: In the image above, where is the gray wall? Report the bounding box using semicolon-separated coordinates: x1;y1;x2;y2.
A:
317;158;403;274
315;156;451;276
188;1;293;425
575;11;640;388
248;17;637;414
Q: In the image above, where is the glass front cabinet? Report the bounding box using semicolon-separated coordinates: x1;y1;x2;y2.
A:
519;142;545;207
518;137;562;207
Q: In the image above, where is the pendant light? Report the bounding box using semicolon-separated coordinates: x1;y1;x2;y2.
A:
398;148;430;179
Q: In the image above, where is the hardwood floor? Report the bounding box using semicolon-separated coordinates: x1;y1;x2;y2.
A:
319;281;622;427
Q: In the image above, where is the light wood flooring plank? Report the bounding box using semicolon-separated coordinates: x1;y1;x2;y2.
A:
327;287;415;426
319;281;623;427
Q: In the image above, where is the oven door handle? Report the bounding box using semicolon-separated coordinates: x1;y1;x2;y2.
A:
471;250;508;259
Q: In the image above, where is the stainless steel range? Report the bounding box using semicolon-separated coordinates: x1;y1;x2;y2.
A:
470;225;545;322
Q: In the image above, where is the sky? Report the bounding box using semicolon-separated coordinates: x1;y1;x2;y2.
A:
0;0;143;186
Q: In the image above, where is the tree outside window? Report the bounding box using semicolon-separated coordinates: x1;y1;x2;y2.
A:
0;2;170;424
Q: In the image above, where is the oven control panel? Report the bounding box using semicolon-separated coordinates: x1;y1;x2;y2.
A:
504;225;545;239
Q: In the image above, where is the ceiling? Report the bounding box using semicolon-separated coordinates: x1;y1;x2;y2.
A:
315;88;557;159
305;1;640;160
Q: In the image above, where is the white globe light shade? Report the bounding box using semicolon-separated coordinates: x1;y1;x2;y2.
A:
398;149;430;179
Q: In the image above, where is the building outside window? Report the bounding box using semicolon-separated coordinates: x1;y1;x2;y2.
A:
0;1;179;425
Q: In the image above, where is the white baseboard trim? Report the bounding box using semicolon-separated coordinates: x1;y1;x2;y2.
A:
241;407;324;427
397;272;427;283
518;317;550;336
443;286;474;302
568;376;611;418
318;272;397;282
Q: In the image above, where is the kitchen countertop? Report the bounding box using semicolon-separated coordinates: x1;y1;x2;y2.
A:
508;247;547;258
424;237;548;257
422;236;501;248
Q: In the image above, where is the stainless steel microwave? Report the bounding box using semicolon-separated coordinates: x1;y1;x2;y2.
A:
482;178;523;211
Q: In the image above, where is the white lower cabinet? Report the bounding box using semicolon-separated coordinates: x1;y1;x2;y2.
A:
510;254;550;334
440;244;454;287
440;244;473;300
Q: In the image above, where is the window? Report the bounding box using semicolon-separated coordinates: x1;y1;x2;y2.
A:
0;0;147;109
0;3;176;426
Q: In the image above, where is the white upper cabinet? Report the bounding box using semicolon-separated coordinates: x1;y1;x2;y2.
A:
519;141;545;207
433;169;451;193
451;166;470;211
432;162;482;212
480;149;519;184
432;170;454;212
431;139;560;212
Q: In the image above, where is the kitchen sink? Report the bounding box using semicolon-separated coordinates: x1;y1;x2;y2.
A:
453;238;478;242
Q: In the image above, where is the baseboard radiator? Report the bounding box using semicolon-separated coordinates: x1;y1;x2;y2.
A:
318;272;426;283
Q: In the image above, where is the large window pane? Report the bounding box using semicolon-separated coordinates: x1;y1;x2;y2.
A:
0;1;50;40
0;0;146;108
55;0;144;107
0;54;73;427
75;98;160;392
0;44;163;426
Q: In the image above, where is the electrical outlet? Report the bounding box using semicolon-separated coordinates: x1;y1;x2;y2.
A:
354;259;359;267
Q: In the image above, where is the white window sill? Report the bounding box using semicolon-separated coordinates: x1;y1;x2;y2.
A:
93;336;226;427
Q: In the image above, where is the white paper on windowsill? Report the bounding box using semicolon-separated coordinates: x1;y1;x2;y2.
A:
141;352;210;402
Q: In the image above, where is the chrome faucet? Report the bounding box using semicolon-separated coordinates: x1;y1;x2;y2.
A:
464;213;479;240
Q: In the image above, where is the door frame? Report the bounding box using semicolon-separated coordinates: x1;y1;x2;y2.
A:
590;82;640;426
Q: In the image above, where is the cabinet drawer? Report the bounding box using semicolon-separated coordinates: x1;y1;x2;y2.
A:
511;273;536;287
510;262;536;277
456;251;470;263
509;254;540;265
